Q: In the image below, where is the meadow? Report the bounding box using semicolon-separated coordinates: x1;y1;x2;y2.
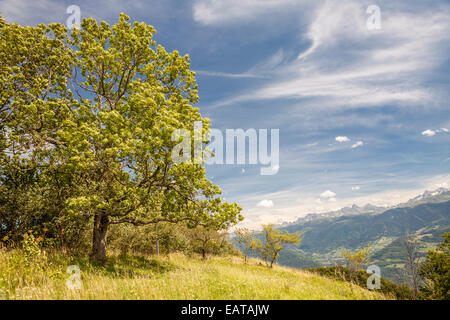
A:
0;248;390;300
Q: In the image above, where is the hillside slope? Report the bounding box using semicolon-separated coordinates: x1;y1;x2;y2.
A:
282;200;450;253
0;251;388;300
275;200;450;281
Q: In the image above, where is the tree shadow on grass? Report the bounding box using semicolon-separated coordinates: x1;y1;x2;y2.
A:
108;254;177;278
71;254;176;279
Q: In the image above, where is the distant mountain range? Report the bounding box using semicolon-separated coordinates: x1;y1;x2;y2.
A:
282;203;388;225
396;187;450;207
273;187;450;283
281;187;450;226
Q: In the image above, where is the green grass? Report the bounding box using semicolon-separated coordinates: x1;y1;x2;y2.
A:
0;249;391;300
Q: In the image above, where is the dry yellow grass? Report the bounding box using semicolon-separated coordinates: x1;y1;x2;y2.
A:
0;250;391;300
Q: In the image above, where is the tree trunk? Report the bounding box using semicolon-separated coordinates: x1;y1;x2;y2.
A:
59;226;67;254
269;252;276;268
202;248;206;260
91;213;109;264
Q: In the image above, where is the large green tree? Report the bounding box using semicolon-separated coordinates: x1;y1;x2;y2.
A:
0;17;76;245
0;14;242;262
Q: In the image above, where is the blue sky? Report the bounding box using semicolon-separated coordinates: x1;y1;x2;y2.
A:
2;0;450;228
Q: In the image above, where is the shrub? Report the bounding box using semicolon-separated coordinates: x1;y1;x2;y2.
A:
308;265;414;300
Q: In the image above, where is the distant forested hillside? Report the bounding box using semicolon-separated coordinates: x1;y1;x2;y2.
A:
274;200;450;282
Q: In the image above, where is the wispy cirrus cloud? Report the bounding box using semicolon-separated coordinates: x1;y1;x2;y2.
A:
192;0;304;25
195;70;265;79
0;0;180;26
0;0;67;24
205;0;450;110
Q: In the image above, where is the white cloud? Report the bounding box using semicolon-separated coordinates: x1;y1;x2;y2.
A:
351;141;364;149
257;199;274;208
352;186;360;191
335;136;350;143
320;190;336;199
193;0;300;25
422;128;449;137
422;129;436;137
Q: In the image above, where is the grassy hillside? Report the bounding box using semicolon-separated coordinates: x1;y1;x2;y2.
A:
0;250;390;300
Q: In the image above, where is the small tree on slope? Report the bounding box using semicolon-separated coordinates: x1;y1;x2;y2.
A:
235;227;262;263
260;224;302;268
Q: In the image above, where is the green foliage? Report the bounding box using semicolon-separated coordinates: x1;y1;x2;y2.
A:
107;222;238;259
308;265;414;300
275;247;321;269
342;245;371;270
188;226;237;259
234;227;262;263
109;223;189;256
0;13;243;262
341;245;371;283
0;233;65;299
260;224;302;268
418;232;450;300
21;231;47;268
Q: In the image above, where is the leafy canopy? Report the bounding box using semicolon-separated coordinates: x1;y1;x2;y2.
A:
419;232;450;300
261;224;302;268
0;14;243;256
342;245;371;271
235;227;262;263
